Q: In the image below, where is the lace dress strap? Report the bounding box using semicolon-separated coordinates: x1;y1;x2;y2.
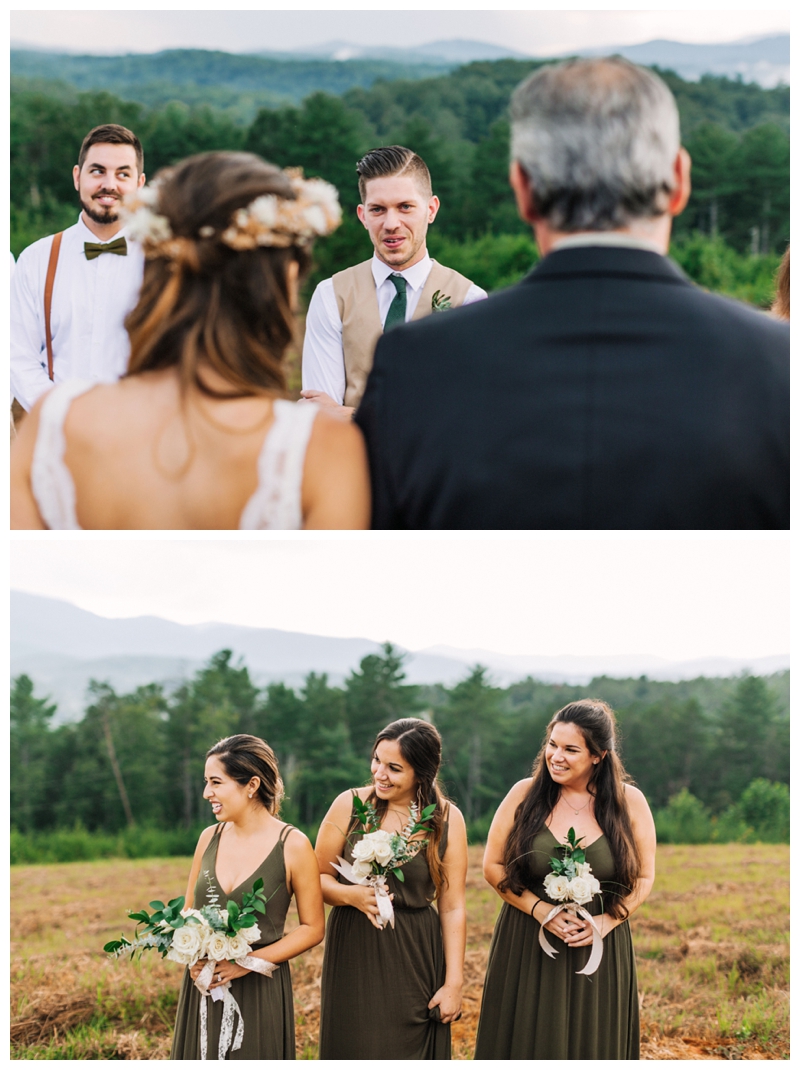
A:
239;400;319;530
31;379;97;530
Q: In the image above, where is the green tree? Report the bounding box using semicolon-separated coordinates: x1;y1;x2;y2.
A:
290;673;365;827
679;121;739;239
726;123;790;254
736;778;789;842
654;788;712;844
708;675;780;809
345;643;420;758
10;675;57;832
437;666;506;823
166;650;259;828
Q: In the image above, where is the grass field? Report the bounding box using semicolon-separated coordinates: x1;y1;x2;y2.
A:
11;844;788;1060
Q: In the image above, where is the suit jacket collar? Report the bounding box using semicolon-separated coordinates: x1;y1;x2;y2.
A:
526;244;691;286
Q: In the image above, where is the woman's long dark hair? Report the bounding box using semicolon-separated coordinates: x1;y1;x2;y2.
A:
499;700;641;919
363;718;449;899
125;152;312;399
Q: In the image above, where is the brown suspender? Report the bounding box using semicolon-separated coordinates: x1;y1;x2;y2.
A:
43;231;63;381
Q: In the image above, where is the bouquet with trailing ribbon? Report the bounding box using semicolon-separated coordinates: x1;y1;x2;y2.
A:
332;794;436;929
539;827;604;976
104;877;276;1059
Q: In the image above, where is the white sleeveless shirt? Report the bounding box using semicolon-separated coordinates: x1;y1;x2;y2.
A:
31;380;318;530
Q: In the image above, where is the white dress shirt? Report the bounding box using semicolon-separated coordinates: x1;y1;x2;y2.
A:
10;215;145;411
302;251;487;405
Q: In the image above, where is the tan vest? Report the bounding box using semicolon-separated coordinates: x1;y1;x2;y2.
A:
332;259;475;409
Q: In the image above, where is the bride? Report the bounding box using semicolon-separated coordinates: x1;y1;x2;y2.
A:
11;151;370;529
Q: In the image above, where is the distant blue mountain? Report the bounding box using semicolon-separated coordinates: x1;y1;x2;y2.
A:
266;33;790;87
256;38;529;64
11;590;789;723
565;34;789;88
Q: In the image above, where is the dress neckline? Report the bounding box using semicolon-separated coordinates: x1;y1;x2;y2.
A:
211;823;286;898
544;824;606;850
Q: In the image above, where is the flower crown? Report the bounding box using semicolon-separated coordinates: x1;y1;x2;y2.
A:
123;168;341;259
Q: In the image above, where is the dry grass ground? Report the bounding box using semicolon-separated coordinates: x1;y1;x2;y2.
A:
11;844;788;1059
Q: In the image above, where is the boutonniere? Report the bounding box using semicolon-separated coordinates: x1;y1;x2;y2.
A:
431;290;453;312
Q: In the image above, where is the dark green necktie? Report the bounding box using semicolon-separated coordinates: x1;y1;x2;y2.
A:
383;273;407;331
84;236;128;260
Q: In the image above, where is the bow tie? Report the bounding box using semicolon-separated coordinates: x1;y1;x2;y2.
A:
84;237;128;260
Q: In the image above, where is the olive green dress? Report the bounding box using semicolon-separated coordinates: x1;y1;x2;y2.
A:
171;823;296;1060
475;827;640;1059
319;801;451;1059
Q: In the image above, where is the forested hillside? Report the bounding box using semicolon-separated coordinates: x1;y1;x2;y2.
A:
11;646;789;860
11;54;789;304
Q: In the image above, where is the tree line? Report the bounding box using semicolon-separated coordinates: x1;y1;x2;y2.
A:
11;646;789;856
12;58;788;304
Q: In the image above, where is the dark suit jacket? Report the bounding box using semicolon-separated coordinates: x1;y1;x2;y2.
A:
355;246;789;529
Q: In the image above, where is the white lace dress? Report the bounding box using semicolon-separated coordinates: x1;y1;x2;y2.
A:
30;379;319;530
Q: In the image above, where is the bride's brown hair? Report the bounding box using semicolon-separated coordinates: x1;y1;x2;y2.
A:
499;699;641;919
125;151;311;399
363;718;450;899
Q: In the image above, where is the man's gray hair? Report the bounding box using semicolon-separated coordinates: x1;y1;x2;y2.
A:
510;57;681;231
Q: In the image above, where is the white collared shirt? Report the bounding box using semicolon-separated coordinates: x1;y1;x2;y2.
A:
10;215;145;411
302;251;487;404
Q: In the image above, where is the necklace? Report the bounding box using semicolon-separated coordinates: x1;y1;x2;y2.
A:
560;790;592;816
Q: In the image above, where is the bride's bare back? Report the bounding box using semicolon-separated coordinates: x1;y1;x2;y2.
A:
11;368;370;530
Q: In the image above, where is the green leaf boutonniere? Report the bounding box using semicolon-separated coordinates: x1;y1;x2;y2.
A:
431;289;453;312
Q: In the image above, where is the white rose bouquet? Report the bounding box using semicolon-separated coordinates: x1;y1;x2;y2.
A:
538;827;605;976
331;794;436;930
105;878;276;1058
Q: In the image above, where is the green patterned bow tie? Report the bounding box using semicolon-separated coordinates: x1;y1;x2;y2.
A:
84;237;128;260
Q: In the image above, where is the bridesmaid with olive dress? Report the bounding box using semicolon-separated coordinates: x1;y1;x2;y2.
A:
475;700;656;1060
315;718;468;1059
171;734;325;1060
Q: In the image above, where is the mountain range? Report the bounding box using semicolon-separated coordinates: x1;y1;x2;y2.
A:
263;34;789;87
10;34;789;96
11;591;788;723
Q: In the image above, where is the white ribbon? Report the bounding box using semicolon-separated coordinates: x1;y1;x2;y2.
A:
538;903;604;976
194;956;278;1059
331;856;395;929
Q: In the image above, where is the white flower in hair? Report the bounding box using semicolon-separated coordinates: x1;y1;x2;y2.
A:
126;204;173;244
249;195;279;227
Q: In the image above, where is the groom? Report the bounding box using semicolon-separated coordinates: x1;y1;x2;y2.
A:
300;145;486;417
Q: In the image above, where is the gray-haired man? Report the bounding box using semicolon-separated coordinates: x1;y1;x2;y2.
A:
355;58;789;530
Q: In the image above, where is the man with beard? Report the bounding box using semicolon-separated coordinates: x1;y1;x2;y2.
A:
11;124;146;412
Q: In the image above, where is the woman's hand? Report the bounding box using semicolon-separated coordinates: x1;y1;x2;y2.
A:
540;906;582;944
188;958;252;988
208;960;252;989
347;883;389;929
564;912;618;947
428;982;463;1024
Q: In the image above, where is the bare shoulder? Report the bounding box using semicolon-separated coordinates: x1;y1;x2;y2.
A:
307;408;366;457
302;410;370;528
444;800;466;829
326;788;363;817
195;824;218;854
623;783;652;816
508;778;533;803
281;823;312;855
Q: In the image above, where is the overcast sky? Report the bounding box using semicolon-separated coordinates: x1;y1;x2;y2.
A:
10;537;788;660
11;9;790;57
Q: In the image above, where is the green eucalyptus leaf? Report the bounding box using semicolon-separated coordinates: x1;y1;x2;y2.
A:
392;868;405;882
149;900;165;911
